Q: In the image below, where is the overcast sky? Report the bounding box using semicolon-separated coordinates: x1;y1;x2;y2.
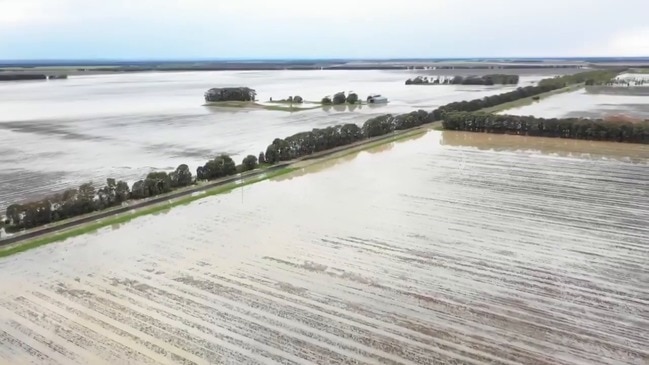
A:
1;0;648;59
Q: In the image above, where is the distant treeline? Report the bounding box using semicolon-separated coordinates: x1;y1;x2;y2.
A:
0;74;46;81
442;112;649;143
1;68;624;233
0;74;68;81
432;69;620;119
406;74;520;85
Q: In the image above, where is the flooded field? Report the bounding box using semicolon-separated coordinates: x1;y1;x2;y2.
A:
0;131;648;364
0;70;555;210
502;88;649;119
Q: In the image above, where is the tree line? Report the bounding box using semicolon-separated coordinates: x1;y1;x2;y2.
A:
3;154;259;231
263;110;435;163
432;69;621;120
442;112;649;143
2;69;625;232
406;74;520;85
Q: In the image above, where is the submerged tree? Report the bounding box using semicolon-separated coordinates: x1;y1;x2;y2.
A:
346;92;359;104
332;92;346;105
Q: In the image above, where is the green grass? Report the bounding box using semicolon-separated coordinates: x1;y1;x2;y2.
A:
629;68;649;74
479;84;584;114
0;167;296;258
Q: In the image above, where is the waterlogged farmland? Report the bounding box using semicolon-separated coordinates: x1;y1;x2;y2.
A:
0;70;555;210
503;88;649;119
1;131;648;364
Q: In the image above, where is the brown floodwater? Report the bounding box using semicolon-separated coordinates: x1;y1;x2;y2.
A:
0;131;647;364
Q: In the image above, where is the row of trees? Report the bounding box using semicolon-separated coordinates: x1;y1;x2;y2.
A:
262;110;434;163
4;151;261;231
3;69;627;232
5;164;195;230
432;70;621;120
406;74;520;85
442;112;649;143
322;91;359;105
0;74;48;81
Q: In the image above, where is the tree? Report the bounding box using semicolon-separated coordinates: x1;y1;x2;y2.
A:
241;155;258;171
170;164;192;187
293;95;303;103
346;92;359;104
204;87;256;102
197;154;236;180
258;152;266;164
6;204;23;226
332;92;346;105
115;181;130;202
265;144;279;164
77;182;96;213
145;172;172;196
451;76;464;84
321;96;332;105
131;180;149;199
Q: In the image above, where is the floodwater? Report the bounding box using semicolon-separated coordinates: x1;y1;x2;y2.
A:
502;88;649;119
0;70;551;210
1;131;648;364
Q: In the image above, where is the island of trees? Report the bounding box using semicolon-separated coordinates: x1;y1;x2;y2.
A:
406;74;520;85
3;68;633;234
204;87;256;102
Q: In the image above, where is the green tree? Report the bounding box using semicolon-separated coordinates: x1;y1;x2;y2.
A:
332;92;346;105
115;181;130;202
6;204;23;226
170;164;192;187
346;92;359;104
145;172;172;196
241;155;258;171
265;144;279;164
131;180;149;199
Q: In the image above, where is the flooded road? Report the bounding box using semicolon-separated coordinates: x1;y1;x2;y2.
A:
1;131;647;364
0;70;550;210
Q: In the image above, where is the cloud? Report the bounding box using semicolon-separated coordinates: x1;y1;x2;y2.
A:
606;27;649;56
0;0;53;25
0;0;648;59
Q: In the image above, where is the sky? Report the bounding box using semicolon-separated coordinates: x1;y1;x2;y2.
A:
1;0;648;60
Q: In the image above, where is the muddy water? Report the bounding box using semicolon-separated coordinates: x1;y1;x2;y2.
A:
1;131;648;364
0;70;552;210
